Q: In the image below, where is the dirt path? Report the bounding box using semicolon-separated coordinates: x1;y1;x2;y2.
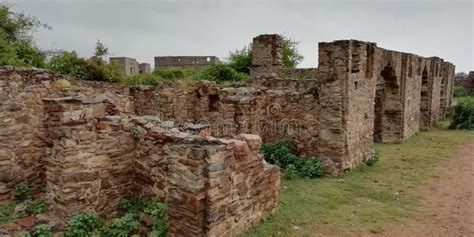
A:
372;138;474;237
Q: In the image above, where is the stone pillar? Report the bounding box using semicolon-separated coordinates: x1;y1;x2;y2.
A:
250;34;283;78
317;40;376;175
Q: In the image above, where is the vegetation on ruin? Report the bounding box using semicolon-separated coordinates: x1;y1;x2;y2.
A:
60;197;168;236
450;96;474;130
261;139;324;179
0;183;45;224
64;211;103;236
227;34;304;74
30;224;52;237
130;126;141;139
245;125;473;236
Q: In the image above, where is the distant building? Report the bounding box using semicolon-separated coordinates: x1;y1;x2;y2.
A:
139;63;151;74
154;56;219;69
110;57;150;76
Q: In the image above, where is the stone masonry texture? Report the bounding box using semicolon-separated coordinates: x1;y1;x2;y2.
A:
0;33;455;236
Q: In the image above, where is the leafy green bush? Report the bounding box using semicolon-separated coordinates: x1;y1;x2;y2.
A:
227;47;252;74
64;211;103;237
102;213;140;237
0;202;20;224
283;164;299;180
144;202;169;234
117;196;147;214
296;156;324;178
261;139;324;179
117;197;168;235
15;182;30;201
31;224;52;237
195;63;247;83
25;198;46;215
47;50;89;78
450;97;474;130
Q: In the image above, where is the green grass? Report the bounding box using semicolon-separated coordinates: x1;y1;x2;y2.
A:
244;125;473;236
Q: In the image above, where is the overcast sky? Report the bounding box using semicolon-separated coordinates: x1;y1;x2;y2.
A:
11;0;474;72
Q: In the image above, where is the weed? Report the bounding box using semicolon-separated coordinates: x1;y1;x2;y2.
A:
102;213;139;237
31;224;53;237
130;127;141;139
15;182;30;202
64;211;103;237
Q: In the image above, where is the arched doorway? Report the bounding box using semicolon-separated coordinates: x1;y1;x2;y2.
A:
374;63;399;141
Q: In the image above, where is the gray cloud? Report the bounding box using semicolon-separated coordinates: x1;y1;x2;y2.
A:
11;0;474;72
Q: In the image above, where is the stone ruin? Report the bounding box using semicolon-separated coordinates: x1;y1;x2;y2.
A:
0;34;455;236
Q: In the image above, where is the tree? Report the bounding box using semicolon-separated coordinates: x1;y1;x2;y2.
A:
94;40;109;58
226;46;252;74
281;35;303;68
226;34;304;74
0;4;50;67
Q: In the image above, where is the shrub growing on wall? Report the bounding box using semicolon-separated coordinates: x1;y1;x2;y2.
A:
449;97;474;130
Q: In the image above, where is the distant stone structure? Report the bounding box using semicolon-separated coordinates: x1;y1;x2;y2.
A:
138;63;150;74
110;57;150;76
154;56;219;69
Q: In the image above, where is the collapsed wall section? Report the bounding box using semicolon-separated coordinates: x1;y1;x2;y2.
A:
0;66;134;202
42;97;280;236
43;97;135;218
0;67;72;201
131;81;320;156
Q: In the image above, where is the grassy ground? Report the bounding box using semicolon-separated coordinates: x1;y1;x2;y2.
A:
244;125;473;236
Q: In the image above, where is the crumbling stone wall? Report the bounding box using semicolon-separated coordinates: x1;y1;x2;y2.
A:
0;67;134;202
43;97;136;218
317;39;454;173
135;131;280;236
131;81;320;156
250;34;284;78
277;68;318;79
0;67;71;201
42;97;280;236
